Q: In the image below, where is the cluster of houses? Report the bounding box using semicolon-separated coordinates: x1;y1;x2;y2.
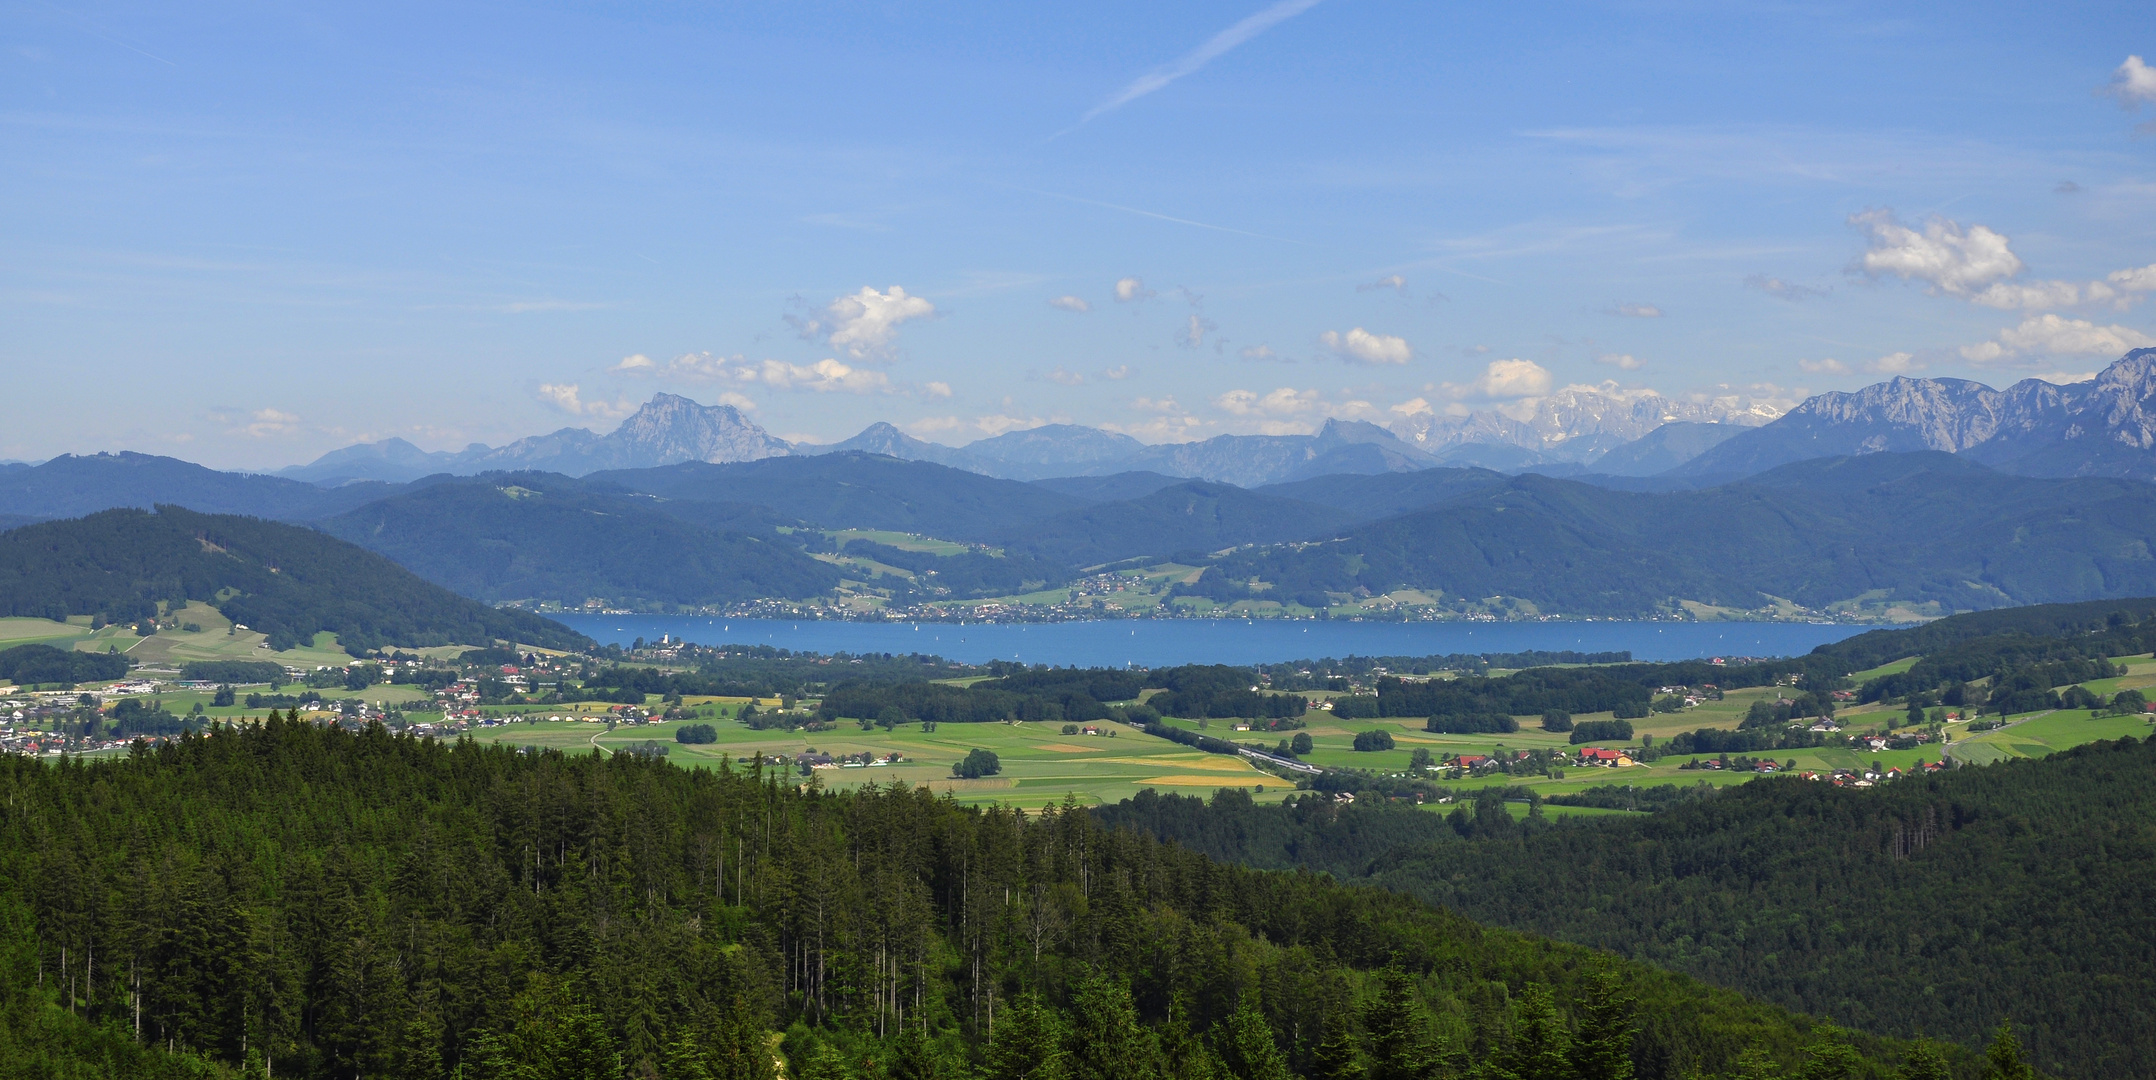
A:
802;750;906;769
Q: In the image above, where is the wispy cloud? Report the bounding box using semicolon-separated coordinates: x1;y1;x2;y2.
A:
1078;0;1327;125
1745;275;1829;302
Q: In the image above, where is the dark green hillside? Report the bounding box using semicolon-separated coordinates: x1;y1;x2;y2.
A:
1215;452;2156;615
1105;738;2156;1079
1254;466;1509;522
1028;470;1187;503
0;451;397;521
0;643;128;685
0;506;583;651
1814;595;2156;672
841;537;1068;599
0;719;1954;1080
591;452;1084;540
320;474;840;607
1004;481;1335;568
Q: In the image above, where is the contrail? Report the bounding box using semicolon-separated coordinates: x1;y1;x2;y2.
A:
997;183;1312;245
34;0;178;66
1080;0;1326;124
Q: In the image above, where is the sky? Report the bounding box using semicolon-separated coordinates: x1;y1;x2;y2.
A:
3;0;2154;469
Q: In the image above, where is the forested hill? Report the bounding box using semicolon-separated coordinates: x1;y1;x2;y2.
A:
0;721;1973;1080
317;473;841;607
1202;452;2156;616
1101;737;2156;1080
0;506;584;651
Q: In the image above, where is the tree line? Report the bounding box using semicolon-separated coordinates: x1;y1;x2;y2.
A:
1101;737;2156;1080
0;719;1973;1080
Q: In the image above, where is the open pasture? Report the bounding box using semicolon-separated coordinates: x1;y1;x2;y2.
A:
480;715;1286;809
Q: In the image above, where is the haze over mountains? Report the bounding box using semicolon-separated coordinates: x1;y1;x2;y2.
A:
10;349;2156;620
263;349;2156;490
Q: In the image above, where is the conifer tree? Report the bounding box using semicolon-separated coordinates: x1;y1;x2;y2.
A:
1214;1000;1292;1080
1568;968;1635;1080
985;994;1068;1080
1793;1024;1862;1080
1983;1023;2032;1080
1499;983;1573;1080
1066;973;1162;1080
1306;1010;1363;1080
1362;966;1435;1080
1895;1040;1951;1080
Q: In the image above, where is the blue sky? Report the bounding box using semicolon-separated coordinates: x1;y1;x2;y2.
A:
3;0;2153;467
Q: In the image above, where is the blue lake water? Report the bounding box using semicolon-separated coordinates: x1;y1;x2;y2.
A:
554;616;1875;668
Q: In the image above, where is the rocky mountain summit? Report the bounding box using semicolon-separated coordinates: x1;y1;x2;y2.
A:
283;395;790;483
1679;348;2156;479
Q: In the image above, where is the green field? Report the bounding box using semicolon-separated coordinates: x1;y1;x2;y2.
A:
478;716;1288;809
6;602;368;673
0;617;94;649
1951;708;2156;764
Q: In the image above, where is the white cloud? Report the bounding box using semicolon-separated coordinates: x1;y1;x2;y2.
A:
1179;314;1217;348
1106;399;1208;442
1048;295;1092;313
1357;274;1407;294
1850;209;2023;297
907;416;963;434
1596;353;1646;371
613;352;895;395
1114;277;1154;302
1079;0;1327;124
1444;358;1552;400
2035;371;2097;385
218;407;302;438
2104;55;2156;107
975;414;1050;437
1744;275;1829;302
1238;345;1279;361
1320;327;1412;365
1960;314;2156;365
1868;352;1923;375
1045;368;1086;386
2109;263;2156;293
1215;387;1322;417
536;383;636;420
1797;358;1850;375
924;381;953;398
792;286;935;360
1969;280;2109;310
748;358;894;394
538;383;584;412
1101;365;1134;380
1610;302;1663;318
1390;397;1433;417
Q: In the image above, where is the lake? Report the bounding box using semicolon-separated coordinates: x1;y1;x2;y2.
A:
552;616;1875;668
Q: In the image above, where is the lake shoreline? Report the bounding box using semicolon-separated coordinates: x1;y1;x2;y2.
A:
556;615;1877;668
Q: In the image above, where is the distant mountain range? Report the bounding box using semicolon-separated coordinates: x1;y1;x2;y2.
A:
275;384;1776;488
14;349;2156;621
1678;348;2156;481
1390;384;1784;467
279;394;787;484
